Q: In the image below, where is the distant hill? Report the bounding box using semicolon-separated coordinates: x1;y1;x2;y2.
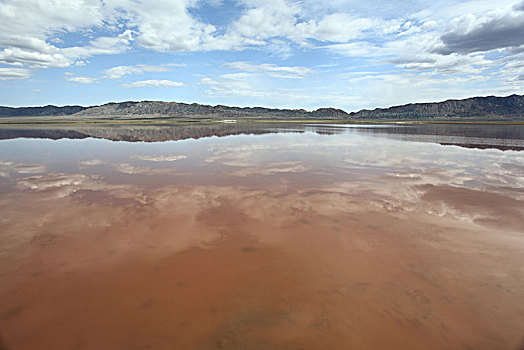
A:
0;95;522;121
0;105;86;117
350;94;524;120
72;101;349;119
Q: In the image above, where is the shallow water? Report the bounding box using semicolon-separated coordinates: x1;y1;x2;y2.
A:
0;123;523;349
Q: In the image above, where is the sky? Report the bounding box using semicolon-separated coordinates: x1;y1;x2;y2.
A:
0;0;523;112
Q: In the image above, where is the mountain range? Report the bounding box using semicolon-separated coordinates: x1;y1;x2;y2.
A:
1;94;523;121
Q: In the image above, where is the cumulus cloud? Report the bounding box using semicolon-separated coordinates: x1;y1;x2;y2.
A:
0;0;134;72
436;13;524;54
132;0;217;51
226;0;397;47
230;0;301;42
514;1;524;11
121;79;183;88
0;0;445;76
0;1;133;78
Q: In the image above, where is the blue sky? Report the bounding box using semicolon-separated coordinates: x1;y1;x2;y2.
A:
0;0;523;111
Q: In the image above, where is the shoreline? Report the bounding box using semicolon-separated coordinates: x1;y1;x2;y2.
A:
1;118;523;126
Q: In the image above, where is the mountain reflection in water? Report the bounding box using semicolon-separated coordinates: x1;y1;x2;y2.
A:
0;122;523;350
0;122;523;150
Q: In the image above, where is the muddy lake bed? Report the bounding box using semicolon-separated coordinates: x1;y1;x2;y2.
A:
0;122;523;349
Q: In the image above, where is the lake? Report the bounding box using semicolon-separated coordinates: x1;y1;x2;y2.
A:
0;122;523;349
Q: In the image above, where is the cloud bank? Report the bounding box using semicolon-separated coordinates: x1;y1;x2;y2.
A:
1;0;523;109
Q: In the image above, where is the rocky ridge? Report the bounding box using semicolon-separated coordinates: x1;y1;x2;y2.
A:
350;94;524;120
0;94;522;120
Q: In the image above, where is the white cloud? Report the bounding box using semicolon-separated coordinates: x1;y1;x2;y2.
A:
103;64;172;79
62;30;134;59
230;0;302;41
0;67;31;80
0;0;113;41
200;73;264;96
2;0;522;73
103;66;142;79
497;53;524;81
64;62;179;86
223;61;314;78
299;13;382;42
388;53;490;75
199;72;360;110
0;0;133;74
65;75;99;84
121;79;184;88
131;0;217;51
0;47;70;68
226;1;396;47
165;63;187;67
336;71;512;110
434;9;524;54
0;31;134;76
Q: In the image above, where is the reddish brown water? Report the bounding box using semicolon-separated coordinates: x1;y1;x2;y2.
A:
0;127;523;349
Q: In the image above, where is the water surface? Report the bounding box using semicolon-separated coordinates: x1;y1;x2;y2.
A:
0;123;523;349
